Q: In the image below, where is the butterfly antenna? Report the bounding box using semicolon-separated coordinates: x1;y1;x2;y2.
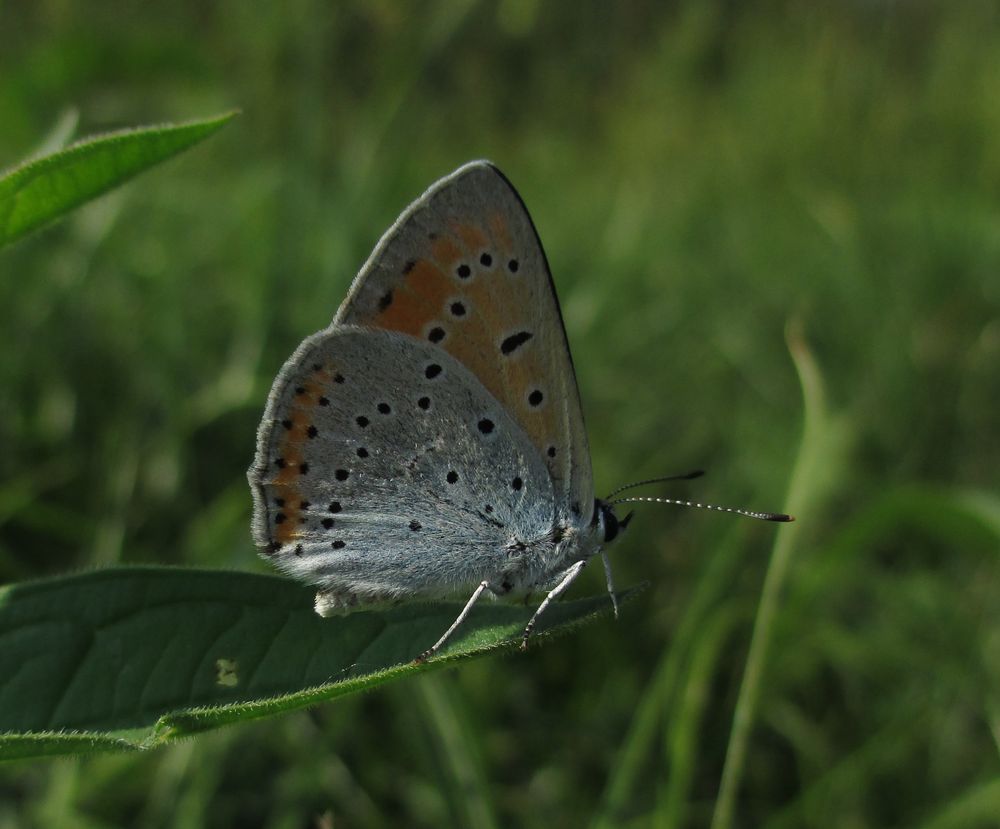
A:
604;470;705;500
608;495;793;523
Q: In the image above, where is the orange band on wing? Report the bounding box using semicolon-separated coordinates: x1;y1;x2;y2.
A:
375;260;452;335
431;236;463;267
270;374;332;543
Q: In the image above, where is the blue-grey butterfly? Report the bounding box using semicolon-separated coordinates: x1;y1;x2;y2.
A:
248;161;790;661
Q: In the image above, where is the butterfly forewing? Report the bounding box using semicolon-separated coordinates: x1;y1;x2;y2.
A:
335;162;594;519
249;327;556;600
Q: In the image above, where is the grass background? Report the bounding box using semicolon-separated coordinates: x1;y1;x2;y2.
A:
1;1;999;826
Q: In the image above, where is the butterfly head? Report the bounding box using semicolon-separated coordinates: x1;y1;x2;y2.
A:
584;473;789;625
593;499;633;545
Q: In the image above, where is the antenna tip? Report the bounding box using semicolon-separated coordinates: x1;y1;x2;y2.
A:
684;469;706;480
768;513;795;522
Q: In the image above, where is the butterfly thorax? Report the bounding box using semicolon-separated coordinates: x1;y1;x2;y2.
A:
497;498;622;596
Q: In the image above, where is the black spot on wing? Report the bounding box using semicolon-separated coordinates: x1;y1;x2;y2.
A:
500;331;533;355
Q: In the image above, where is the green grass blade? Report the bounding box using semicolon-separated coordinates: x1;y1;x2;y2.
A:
762;712;928;829
761;484;1000;827
0;567;639;760
658;604;752;828
592;526;753;829
0;111;237;248
416;674;500;829
711;320;853;829
917;777;1000;829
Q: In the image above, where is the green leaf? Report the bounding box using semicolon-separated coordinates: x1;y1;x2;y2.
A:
0;567;640;760
0;111;237;248
712;320;852;829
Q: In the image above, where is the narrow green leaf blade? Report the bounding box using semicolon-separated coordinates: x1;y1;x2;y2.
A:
0;111;237;248
0;567;640;760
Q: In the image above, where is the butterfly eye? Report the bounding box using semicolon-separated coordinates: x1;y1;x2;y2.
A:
602;509;621;543
588;501;620;540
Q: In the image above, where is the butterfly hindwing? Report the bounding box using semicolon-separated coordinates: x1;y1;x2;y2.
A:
249;326;556;602
335;161;595;520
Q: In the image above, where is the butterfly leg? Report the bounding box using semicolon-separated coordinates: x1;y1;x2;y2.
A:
414;580;490;664
520;559;587;650
601;551;620;619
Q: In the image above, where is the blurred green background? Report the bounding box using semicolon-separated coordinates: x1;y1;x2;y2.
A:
2;1;999;827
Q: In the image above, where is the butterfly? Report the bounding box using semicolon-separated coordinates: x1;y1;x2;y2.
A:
247;161;790;662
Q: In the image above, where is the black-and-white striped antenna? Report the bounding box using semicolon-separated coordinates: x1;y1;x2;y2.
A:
604;469;705;500
605;471;793;523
